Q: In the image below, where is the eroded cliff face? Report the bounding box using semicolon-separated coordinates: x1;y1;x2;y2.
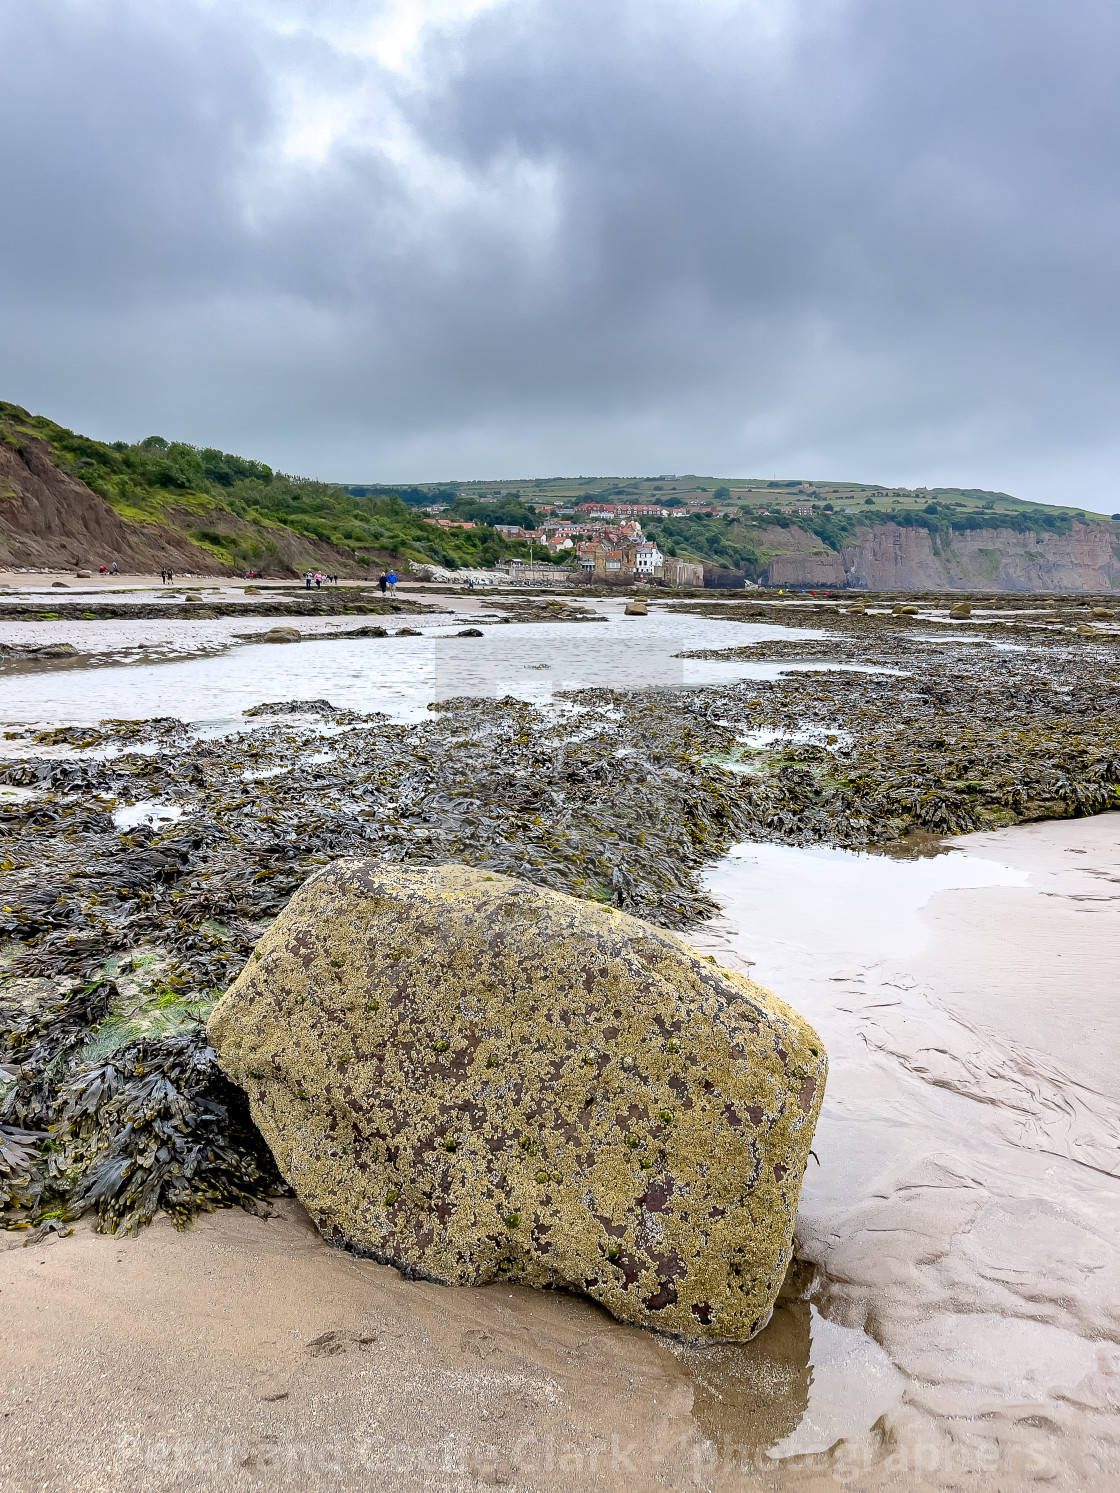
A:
0;431;376;576
763;551;847;588
0;432;223;572
760;521;1120;592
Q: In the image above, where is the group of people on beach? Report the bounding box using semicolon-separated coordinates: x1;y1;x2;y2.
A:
300;568;398;593
158;569;175;584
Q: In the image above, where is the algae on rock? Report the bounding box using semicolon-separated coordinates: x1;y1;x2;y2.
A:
208;861;826;1343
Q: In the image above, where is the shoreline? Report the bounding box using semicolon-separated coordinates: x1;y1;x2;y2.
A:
3;815;1117;1490
3;602;1118;1489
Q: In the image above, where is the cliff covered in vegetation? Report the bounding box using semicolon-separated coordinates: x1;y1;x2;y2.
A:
0;404;559;576
4;400;1118;588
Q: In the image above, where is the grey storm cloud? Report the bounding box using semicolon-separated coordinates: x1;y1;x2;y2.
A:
1;0;1118;505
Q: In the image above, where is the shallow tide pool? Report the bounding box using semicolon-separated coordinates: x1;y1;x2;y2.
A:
0;608;883;731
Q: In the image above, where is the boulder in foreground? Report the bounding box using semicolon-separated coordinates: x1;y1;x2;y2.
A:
208;862;826;1342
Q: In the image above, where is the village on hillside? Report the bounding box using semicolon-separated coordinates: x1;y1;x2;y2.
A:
421;496;729;585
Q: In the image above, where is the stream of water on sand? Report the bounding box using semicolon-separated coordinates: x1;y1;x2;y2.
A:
2;601;1117;1485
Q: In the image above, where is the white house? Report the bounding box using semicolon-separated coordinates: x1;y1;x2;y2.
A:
632;543;664;575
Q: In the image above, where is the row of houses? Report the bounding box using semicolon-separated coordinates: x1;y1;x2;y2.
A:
575;540;703;586
421;512;710;587
574;502;672;520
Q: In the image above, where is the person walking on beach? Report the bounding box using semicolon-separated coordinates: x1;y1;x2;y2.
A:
388;570;398;595
378;571;388;595
314;572;322;589
305;570;313;589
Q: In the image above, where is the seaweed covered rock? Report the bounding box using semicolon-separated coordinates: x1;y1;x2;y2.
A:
208;861;827;1342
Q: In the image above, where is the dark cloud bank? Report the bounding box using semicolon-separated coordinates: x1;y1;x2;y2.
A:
1;0;1118;507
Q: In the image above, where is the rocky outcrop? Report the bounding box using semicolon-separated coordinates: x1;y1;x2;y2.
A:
208;861;827;1343
763;551;847;589
845;521;1120;592
758;521;1120;592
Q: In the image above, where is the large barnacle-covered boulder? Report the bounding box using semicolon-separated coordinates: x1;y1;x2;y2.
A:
207;861;826;1342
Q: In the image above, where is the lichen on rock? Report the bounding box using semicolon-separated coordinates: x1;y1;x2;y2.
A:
207;860;826;1343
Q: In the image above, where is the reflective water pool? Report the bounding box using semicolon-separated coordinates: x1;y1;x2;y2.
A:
0;608;871;729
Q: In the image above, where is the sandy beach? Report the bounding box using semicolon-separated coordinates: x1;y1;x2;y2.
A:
4;813;1117;1492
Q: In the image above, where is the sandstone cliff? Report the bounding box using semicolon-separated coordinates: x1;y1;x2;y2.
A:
760;520;1120;592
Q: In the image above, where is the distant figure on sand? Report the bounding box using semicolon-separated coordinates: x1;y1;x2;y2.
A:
315;572;322;589
378;572;388;595
388;570;398;595
304;570;313;589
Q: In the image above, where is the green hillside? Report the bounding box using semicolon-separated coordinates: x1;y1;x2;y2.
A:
346;471;1118;578
0;403;566;574
5;398;1115;580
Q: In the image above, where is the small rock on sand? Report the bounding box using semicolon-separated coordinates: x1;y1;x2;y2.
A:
263;626;302;643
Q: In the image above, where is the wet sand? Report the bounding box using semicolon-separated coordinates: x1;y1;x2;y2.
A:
4;816;1116;1490
695;813;1120;1490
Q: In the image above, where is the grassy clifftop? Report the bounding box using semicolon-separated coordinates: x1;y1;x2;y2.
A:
0;403;561;574
345;470;1119;577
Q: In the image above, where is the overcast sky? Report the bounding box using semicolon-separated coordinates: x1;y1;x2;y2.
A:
2;0;1118;508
